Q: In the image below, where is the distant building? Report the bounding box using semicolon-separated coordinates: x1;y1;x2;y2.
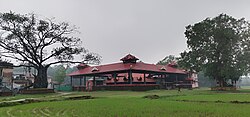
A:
13;73;53;88
0;61;13;86
0;61;13;95
186;73;199;88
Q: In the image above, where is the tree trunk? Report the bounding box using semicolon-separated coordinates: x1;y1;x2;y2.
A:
216;78;223;87
33;66;48;88
219;79;224;87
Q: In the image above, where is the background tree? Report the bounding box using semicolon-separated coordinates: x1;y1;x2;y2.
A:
156;55;177;65
179;14;250;87
54;65;66;86
157;55;190;70
197;71;216;87
0;12;101;88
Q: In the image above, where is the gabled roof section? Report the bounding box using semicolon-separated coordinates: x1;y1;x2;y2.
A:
120;54;139;63
160;66;166;71
91;67;99;72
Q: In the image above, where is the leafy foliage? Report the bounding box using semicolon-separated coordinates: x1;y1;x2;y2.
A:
156;55;177;65
0;12;101;88
53;65;66;84
179;14;250;87
197;71;216;87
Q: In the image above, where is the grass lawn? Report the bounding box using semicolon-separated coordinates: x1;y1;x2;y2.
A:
1;88;250;117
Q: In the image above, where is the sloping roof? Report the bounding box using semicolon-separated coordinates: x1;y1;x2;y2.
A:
68;62;186;76
120;54;139;61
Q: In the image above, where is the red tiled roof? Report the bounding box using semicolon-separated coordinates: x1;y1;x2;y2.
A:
120;54;139;61
68;62;187;76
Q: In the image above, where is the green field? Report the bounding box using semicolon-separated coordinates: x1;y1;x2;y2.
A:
1;88;250;117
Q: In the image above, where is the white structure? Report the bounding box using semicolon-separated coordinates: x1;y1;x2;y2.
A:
191;73;199;88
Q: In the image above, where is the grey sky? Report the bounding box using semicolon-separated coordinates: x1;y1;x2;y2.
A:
1;0;250;64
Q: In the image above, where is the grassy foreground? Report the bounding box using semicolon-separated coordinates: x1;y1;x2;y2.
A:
1;88;250;117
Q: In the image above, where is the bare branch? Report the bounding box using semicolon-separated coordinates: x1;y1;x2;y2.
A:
45;61;82;67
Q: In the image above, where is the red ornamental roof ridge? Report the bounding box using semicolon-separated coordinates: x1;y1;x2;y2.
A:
120;54;139;61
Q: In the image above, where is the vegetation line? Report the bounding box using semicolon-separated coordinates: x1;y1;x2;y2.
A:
175;99;250;104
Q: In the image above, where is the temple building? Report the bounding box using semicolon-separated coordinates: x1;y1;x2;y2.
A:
68;54;198;91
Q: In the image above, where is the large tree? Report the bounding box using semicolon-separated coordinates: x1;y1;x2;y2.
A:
0;12;101;88
179;14;250;87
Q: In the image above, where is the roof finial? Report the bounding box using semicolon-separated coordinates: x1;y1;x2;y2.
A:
120;54;139;63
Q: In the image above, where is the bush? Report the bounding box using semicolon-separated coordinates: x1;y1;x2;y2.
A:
211;87;236;91
143;95;160;99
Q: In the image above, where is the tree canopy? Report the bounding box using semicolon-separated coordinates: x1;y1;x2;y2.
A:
0;12;101;88
54;65;66;84
156;55;177;65
179;14;250;87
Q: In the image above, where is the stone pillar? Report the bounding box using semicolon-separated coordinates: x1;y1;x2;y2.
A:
144;73;146;84
70;77;73;86
80;77;82;86
129;71;132;84
114;73;117;85
164;74;167;89
93;76;96;86
84;76;86;86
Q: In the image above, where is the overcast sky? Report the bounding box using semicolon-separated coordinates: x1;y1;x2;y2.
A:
1;0;250;64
